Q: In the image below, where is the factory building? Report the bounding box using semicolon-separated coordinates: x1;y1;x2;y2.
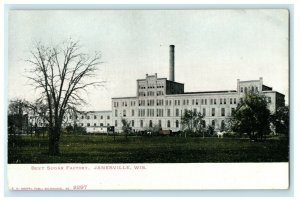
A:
111;45;285;133
31;45;285;133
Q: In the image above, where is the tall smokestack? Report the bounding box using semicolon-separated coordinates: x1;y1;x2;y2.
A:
169;45;175;81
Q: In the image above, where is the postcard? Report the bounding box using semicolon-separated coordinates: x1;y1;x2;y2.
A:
7;9;289;190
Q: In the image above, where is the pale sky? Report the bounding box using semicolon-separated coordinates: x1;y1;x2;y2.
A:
8;10;289;111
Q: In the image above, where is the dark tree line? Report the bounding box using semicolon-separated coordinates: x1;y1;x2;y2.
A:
230;92;289;141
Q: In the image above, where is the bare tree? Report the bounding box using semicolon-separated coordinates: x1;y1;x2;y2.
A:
26;39;103;155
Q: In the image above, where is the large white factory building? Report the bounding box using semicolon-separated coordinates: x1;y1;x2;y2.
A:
31;45;285;133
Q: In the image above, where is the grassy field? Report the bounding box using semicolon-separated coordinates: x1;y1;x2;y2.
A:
8;134;289;163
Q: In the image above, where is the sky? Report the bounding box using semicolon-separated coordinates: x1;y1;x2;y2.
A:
8;9;289;111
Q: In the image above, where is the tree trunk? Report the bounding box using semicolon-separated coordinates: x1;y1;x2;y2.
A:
48;127;60;155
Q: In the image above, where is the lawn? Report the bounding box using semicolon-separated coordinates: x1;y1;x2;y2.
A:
8;134;289;163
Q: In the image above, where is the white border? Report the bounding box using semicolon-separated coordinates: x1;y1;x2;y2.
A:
1;0;298;199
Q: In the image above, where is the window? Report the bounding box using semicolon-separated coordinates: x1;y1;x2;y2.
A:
221;120;225;130
231;108;235;115
158;120;162;127
211;120;215;127
100;123;103;126
81;115;84;119
234;98;237;104
176;120;179;128
256;87;258;92
241;87;243;93
192;99;195;105
167;120;170;128
100;115;103;119
149;120;153;128
212;108;215;116
123;109;126;117
115;120;118;127
94;115;97;119
220;98;223;104
221;108;225;116
230;98;232;104
107;116;110;119
87;123;90;127
268;97;272;103
107;123;110;126
214;99;217;104
87;116;90;119
140;120;143;128
132;109;134;116
131;120;134;127
202;108;206;116
224;98;226;104
210;99;213;105
176;109;179;117
94;123;97;126
245;87;248;93
194;108;197;113
202;120;206;128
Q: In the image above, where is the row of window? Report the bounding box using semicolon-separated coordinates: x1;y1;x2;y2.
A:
139;85;164;89
116;107;234;118
68;115;110;120
113;101;136;107
114;119;225;129
240;86;259;93
114;119;179;128
114;98;238;108
72;123;111;127
138;91;165;97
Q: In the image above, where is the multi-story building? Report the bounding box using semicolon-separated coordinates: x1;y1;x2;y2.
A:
29;45;285;133
111;45;285;133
